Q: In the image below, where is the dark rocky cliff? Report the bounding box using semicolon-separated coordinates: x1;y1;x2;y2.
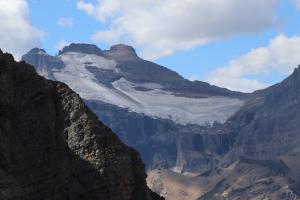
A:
0;51;163;200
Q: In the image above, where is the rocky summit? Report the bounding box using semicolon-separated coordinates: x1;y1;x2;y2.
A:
0;50;163;200
58;43;104;56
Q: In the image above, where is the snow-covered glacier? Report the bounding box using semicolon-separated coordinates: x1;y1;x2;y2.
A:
22;45;245;126
47;51;244;126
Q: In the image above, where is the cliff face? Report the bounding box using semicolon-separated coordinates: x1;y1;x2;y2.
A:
0;51;163;200
86;100;236;174
226;66;300;160
189;66;300;200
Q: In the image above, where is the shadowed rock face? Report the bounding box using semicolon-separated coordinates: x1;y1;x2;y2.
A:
85;100;237;174
191;66;300;199
228;66;300;160
0;51;163;200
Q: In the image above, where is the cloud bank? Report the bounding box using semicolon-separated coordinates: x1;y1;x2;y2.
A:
78;0;278;59
205;34;300;92
0;0;43;60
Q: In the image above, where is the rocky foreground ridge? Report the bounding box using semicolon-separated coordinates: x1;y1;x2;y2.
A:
0;49;163;200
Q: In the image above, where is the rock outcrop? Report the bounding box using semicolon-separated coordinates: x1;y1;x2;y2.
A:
0;51;163;200
58;43;104;56
103;44;138;61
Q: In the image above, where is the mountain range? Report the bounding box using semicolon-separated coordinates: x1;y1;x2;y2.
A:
21;43;300;200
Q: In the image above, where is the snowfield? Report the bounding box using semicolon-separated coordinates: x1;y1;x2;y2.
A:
112;78;244;125
53;52;244;126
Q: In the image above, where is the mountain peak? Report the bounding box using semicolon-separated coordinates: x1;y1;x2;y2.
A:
294;64;300;74
111;44;136;52
58;43;103;56
287;65;300;83
0;49;3;56
27;48;47;55
104;43;138;61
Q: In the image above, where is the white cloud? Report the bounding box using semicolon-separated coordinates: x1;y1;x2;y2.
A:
77;0;95;16
0;0;43;60
205;34;300;92
77;0;278;59
57;17;73;28
55;40;70;51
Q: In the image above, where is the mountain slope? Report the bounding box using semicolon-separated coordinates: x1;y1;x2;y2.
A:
0;50;163;200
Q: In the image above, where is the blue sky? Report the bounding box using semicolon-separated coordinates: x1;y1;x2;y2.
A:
1;0;300;92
